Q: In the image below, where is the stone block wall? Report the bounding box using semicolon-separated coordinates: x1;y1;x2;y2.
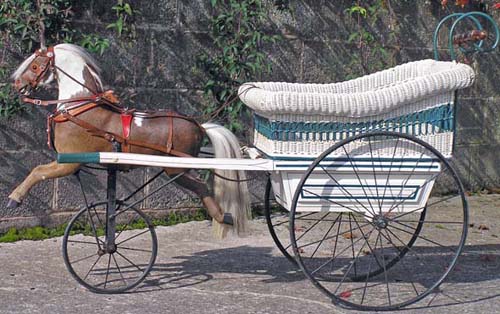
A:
0;0;499;230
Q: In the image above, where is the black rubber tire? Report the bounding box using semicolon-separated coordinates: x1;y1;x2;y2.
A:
264;178;297;265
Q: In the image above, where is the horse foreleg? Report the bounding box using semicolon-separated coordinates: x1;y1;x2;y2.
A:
173;172;233;225
7;161;81;208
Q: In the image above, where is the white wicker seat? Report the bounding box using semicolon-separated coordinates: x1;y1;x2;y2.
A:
239;59;475;157
239;59;475;118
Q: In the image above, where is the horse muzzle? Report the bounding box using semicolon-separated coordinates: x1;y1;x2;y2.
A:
14;79;32;96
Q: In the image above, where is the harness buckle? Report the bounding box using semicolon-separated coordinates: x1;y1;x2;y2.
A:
34;99;42;106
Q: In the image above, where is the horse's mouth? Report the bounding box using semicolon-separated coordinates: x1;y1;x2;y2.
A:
17;85;31;96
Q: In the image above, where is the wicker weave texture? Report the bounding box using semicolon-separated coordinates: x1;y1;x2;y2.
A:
239;59;474;118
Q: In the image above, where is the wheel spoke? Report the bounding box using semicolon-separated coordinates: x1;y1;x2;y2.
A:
380;229;420;297
115;251;143;272
71;253;99;265
116;229;151;246
85;208;104;250
83;255;103;281
118;246;153;253
112;254;128;286
68;239;103;246
333;227;376;295
389;222;458;254
308;214;342;260
341;147;378;216
115;213;140;241
329;213;343;273
296;221;372;250
391;194;460;221
103;254;112;288
320;166;374;216
348;214;358;277
367;136;382;215
390;151;426;213
302;188;373;221
351;214;384;271
272;212;315;228
310;227;374;276
396;220;462;224
386;168;450;215
377;231;391;306
380;138;400;213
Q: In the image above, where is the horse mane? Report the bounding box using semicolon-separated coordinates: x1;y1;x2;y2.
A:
54;43;102;75
11;43;104;91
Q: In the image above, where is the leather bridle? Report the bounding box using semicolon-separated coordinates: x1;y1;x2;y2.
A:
15;47;56;94
14;46;107;107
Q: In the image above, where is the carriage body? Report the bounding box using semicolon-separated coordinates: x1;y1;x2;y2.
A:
239;59;474;214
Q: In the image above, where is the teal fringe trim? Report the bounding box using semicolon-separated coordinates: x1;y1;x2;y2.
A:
254;103;454;141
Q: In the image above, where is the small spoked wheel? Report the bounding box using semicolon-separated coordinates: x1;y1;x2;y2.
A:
290;131;468;311
62;201;158;293
264;178;296;265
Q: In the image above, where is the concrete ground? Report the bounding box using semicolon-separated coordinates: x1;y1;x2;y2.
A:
1;194;500;314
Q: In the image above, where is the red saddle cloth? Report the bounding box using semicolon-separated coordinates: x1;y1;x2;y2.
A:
121;113;133;139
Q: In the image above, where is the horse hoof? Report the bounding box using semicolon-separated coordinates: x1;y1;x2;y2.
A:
223;213;234;225
6;198;20;209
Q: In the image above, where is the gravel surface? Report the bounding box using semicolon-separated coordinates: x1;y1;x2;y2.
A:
1;194;500;314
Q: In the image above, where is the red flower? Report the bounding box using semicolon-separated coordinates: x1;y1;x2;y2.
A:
455;0;469;7
494;3;500;9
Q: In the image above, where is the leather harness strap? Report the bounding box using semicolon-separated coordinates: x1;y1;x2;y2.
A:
53;106;193;158
166;115;174;154
120;112;133;153
22;90;120;107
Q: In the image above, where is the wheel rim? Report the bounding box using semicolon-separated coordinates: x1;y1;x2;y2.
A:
289;131;468;311
62;202;158;293
264;178;296;265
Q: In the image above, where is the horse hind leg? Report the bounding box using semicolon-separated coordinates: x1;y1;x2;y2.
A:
7;161;81;208
172;171;233;235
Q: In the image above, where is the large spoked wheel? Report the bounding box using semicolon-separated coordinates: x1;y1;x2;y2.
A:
264;178;296;265
62;201;158;293
290;131;468;311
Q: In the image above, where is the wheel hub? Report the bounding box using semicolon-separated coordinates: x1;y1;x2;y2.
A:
373;215;389;229
104;243;117;254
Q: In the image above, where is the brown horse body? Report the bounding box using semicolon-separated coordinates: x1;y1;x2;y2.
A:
8;44;250;236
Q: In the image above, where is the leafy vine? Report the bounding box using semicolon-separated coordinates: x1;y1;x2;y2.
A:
344;0;400;80
197;0;281;134
106;0;140;45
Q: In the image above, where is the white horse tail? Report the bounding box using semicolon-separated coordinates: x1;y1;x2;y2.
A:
202;123;251;238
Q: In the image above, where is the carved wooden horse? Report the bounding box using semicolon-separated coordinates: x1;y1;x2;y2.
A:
9;44;250;236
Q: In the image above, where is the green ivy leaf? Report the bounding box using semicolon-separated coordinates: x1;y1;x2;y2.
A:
116;16;123;35
124;3;132;15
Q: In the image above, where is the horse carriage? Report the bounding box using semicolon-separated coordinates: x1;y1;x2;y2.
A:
6;12;499;311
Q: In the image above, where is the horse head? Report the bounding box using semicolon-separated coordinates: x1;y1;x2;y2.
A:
12;47;55;95
12;44;104;109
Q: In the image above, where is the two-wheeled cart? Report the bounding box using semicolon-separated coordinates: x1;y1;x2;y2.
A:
56;12;499;311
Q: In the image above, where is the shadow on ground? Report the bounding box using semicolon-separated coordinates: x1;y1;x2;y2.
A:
119;242;500;311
